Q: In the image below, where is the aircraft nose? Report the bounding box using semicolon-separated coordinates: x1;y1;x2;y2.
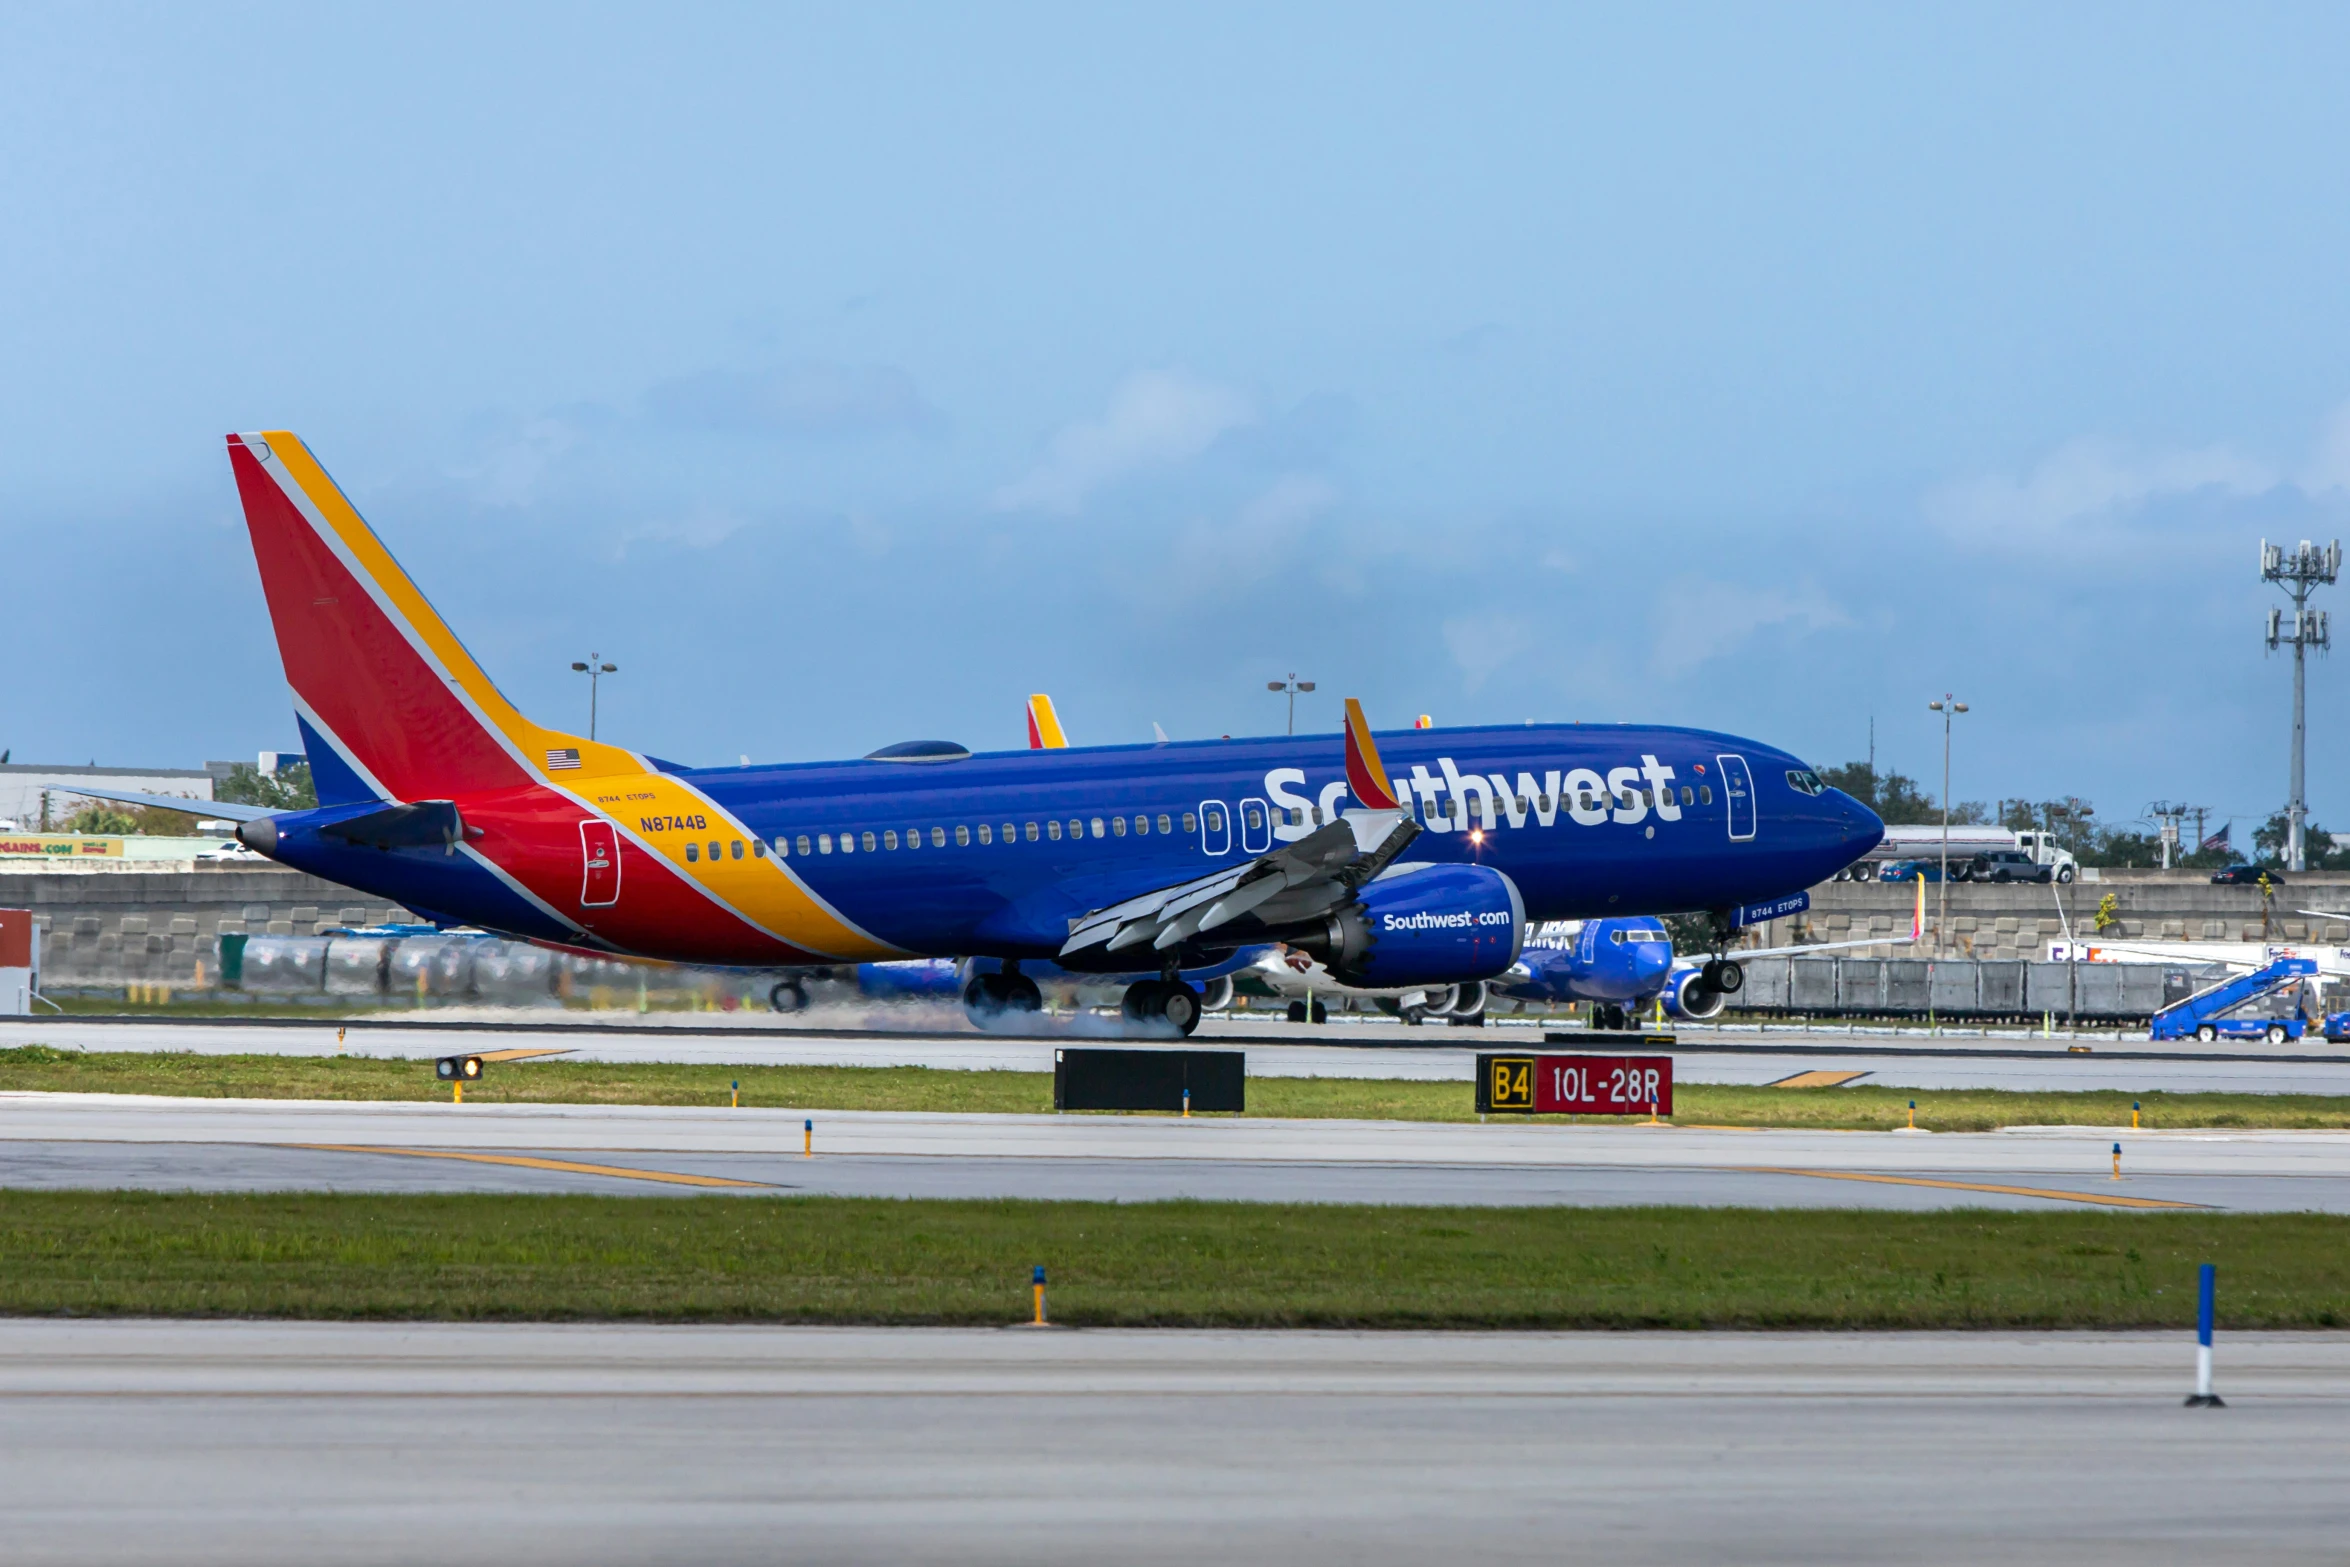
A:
1839;793;1886;861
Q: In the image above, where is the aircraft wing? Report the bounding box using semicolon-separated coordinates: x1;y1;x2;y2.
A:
1061;697;1419;959
44;786;273;823
1061;808;1419;958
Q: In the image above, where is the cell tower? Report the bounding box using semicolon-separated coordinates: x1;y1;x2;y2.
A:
2262;539;2340;872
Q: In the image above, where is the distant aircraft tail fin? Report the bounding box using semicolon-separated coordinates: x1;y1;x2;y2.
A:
226;431;610;806
1343;698;1400;811
1026;693;1068;750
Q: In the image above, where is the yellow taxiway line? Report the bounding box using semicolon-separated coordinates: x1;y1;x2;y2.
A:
1766;1070;1871;1089
289;1144;770;1189
1743;1166;2203;1210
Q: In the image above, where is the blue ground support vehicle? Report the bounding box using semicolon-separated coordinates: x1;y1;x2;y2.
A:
2149;956;2316;1043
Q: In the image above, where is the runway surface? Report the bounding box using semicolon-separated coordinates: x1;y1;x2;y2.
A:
7;1091;2350;1209
0;1321;2341;1565
12;1014;2350;1095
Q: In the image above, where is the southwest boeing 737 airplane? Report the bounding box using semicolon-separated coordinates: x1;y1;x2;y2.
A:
96;432;1884;1034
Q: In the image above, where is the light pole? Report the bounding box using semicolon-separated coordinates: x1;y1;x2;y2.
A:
2262;539;2338;871
571;654;618;740
1267;673;1316;736
1928;695;1968;957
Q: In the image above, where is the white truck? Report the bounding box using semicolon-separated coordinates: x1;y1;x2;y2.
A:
1837;824;2079;883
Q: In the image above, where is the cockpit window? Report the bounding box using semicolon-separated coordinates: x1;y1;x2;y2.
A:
1787;769;1823;796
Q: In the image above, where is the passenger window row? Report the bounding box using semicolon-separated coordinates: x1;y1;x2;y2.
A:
684;838;766;864
771;812;1197;858
697;778;1727;868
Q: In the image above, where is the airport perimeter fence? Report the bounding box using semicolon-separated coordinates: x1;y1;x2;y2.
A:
1732;955;2232;1023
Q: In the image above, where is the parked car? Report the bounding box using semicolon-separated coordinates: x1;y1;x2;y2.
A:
1877;858;1947;883
2210;864;2283;885
1963;849;2053;884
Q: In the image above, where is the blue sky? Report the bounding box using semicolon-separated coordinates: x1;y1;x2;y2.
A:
6;3;2350;840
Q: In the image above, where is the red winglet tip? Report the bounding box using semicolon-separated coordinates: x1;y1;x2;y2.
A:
1343;698;1399;811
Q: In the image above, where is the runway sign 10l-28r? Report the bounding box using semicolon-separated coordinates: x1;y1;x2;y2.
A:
1475;1054;1673;1115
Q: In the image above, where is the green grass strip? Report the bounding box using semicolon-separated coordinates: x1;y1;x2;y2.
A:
5;1045;2350;1130
0;1193;2342;1327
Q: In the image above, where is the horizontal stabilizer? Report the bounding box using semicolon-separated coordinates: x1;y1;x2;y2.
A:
47;787;273;824
318;800;464;851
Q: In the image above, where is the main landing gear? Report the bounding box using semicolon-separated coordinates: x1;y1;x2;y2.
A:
768;978;810;1014
962;966;1043;1028
1287;999;1330;1025
1121;978;1203;1035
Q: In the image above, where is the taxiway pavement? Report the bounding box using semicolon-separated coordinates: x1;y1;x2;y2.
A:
1;1321;2341;1565
5;1091;2348;1209
10;1014;2350;1095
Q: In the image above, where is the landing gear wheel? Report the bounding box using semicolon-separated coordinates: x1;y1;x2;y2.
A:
1701;959;1745;995
2196;1023;2218;1043
1286;1000;1308;1024
965;972;1043;1028
1594;1003;1627;1032
768;978;809;1014
1124;979;1201;1034
1160;983;1201;1035
1310;1000;1328;1024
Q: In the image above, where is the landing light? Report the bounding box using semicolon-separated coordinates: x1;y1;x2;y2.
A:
1469;829;1485;846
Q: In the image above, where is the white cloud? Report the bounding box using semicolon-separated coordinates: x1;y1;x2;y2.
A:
1155;475;1335;599
1651;579;1849;676
1443;611;1536;694
611;505;746;557
2302;402;2350;494
1237;473;1337;532
1926;435;2274;542
458;417;581;508
644;363;941;439
993;370;1253;515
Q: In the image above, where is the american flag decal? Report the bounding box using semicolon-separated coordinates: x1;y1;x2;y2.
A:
546;748;582;771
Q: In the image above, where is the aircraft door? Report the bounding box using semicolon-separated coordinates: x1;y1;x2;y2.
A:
579;819;620;906
1716;755;1756;842
1239;796;1271;854
1199;801;1232;856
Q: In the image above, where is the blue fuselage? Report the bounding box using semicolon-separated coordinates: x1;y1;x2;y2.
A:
266;721;1880;966
679;721;1878;960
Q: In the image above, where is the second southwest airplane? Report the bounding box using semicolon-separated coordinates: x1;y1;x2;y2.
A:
137;432;1884;1034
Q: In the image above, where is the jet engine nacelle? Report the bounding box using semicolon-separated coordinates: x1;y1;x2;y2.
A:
1293;863;1525;989
1663;964;1727;1020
